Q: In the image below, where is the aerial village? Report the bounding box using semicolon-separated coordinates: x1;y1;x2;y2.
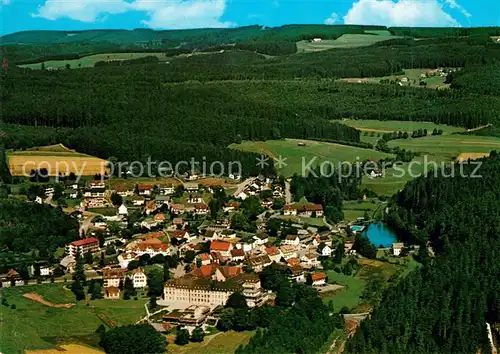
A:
0;172;413;338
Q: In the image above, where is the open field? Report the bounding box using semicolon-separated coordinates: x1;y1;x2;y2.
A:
0;284;147;354
19;52;172;69
323;257;415;312
360;154;449;196
387;135;500;159
342;200;384;222
277;215;328;227
338;68;450;89
230;139;392;177
26;344;104;354
334;119;465;135
322;271;366;311
7;144;108;177
167;330;254;354
296;32;398;52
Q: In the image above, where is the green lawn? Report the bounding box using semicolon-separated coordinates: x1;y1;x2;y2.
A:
334;119;465;135
360;154;449;196
87;207;117;216
167;330;254;354
277;215;327;227
0;283;147;353
342;200;383;222
19;52;172;70
322;271;366;311
230;139;392;178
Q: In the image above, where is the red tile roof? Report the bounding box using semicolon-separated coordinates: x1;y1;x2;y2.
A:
287;257;300;266
193;264;218;278
210;240;231;252
230;249;245;258
265;246;280;256
218;266;241;279
311;272;326;281
170;230;187;239
137;184;153;191
71;237;98;247
154;213;166;221
286;235;298;241
199;253;212;261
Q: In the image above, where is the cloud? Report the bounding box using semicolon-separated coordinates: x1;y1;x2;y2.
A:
132;0;233;29
32;0;234;29
343;0;460;27
444;0;471;18
1;0;11;5
324;12;340;25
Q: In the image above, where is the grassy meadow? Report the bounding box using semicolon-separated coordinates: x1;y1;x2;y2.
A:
335;119;465;135
296;31;398;52
0;283;147;354
229;139;392;177
19;52;172;69
167;331;254;354
342;200;384;222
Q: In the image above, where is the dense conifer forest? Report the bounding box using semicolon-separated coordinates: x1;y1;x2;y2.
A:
346;154;500;353
0;198;79;256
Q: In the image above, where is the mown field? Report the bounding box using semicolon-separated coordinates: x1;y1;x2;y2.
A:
0;284;147;354
387;135;500;159
229;139;392;177
335;119;464;135
7;144;109;176
296;31;398;52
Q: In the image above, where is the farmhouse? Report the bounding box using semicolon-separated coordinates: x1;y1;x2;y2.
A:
230;248;246;262
311;272;327;286
247;254;272;272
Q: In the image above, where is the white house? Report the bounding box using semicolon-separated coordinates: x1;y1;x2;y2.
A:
236;191;248;200
319;244;333;257
393;243;404;256
131;268;147;288
311;273;326;286
283;235;300;246
118;204;128;215
253;234;269;246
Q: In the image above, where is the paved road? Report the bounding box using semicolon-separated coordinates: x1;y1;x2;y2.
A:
285;180;292;204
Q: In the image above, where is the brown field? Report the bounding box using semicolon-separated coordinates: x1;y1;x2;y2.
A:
23;293;75;308
455;152;490;162
26;344;104;354
8;145;108;177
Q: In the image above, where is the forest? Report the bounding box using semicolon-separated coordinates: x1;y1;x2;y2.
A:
346;154;500;353
0;198;79;257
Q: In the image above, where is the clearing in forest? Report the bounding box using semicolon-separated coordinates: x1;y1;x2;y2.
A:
7;144;109;176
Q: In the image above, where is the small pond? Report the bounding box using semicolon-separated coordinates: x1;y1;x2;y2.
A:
363;223;397;248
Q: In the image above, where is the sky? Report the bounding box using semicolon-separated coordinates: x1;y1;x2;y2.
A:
0;0;499;35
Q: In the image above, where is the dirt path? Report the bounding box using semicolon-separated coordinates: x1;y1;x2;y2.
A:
466;124;491;132
23;293;75;309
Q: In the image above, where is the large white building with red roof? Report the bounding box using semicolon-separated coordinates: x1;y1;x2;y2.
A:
66;237;99;257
